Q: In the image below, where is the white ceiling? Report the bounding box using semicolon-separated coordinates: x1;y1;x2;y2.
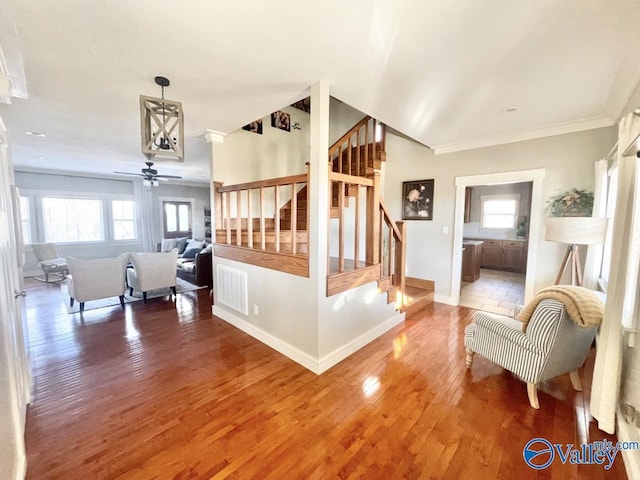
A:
1;0;639;183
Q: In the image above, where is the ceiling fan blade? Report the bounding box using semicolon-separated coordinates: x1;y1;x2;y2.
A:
113;171;144;177
155;174;183;179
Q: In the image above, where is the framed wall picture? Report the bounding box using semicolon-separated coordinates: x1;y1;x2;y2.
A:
242;119;263;134
402;179;434;220
270;110;291;132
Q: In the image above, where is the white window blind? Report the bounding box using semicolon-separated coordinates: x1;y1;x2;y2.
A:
19;196;32;245
112;200;136;241
42;197;104;243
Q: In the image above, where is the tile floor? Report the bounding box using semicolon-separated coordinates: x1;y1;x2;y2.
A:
460;268;525;316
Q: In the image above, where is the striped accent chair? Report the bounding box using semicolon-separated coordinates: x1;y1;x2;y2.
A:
464;299;598;409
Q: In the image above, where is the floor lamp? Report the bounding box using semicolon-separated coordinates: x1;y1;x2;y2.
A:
545;217;608;286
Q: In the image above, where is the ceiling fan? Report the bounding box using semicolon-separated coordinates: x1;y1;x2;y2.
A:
114;161;182;185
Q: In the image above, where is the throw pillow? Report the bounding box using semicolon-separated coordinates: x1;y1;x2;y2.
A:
201;244;213;254
185;239;204;252
176;237;189;254
161;238;177;252
182;247;201;259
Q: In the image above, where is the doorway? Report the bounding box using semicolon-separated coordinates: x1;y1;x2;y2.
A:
450;169;546;309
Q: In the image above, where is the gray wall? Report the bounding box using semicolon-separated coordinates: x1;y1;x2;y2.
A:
151;183;211;242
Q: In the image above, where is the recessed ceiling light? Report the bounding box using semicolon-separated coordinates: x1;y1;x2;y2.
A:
33;156;45;160
501;106;519;114
25;130;47;137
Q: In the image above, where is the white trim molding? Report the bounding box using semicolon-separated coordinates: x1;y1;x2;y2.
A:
433;117;615;155
199;129;226;144
451;168;546;306
617;411;640;480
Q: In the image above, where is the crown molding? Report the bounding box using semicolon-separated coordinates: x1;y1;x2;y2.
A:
432;116;616;155
199;129;226;144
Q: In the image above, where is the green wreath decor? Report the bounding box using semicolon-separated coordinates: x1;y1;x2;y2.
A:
547;188;594;217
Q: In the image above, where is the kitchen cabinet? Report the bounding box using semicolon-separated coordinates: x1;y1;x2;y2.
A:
462;241;483;282
465;238;527;273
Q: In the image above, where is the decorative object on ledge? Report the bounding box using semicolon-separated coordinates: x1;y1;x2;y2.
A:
140;76;184;162
271;110;291;132
290;97;311;113
545;217;607;285
242;119;263;134
402;179;434;220
547;188;594;217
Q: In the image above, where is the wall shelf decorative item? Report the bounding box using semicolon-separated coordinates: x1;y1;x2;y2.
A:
242;119;263;134
402;179;434;220
271;111;291;132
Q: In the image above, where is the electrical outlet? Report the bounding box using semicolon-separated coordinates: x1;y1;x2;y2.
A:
253;304;259;316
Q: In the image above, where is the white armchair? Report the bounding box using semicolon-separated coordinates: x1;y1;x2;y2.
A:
127;249;178;303
66;254;129;313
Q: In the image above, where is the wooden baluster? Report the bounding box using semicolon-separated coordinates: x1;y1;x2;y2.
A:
356;126;361;177
354;185;360;270
364;120;369;174
348;136;352;175
338;145;343;174
247;189;253;249
274;185;280;253
327;179;332;274
366;173;380;265
225;192;231;244
291;183;297;255
260;187;265;250
379;210;384;270
236;190;242;246
372;119;376;164
306;163;310;237
338;180;345;273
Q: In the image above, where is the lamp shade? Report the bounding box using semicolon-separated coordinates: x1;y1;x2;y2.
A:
545;217;608;245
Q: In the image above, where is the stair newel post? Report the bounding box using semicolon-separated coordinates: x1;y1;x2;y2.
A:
306;162;310;234
366;172;381;266
274;185;280;253
225;191;231;244
247;189;253;249
395;221;407;307
387;220;393;278
259;187;266;250
354;184;360;270
356;126;362;177
338;180;345;273
371;118;377;165
291;183;298;255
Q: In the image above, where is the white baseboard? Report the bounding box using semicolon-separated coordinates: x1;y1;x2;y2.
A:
318;311;405;373
617;413;640;480
212;305;322;374
434;294;457;306
212;305;405;375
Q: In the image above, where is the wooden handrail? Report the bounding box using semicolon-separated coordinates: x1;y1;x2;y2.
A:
328;116;371;156
218;174;307;193
379;197;402;240
328;171;374;187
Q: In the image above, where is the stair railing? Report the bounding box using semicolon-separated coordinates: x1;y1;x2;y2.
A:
328;116;385;176
216;165;309;256
380;198;406;306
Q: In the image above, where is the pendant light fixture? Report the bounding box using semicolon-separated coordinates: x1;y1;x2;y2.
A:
140;76;184;162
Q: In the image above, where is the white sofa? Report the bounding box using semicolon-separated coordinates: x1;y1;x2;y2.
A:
127;249;179;302
66;254;129;313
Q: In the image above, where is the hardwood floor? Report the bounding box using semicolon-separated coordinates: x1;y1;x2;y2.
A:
23;279;627;479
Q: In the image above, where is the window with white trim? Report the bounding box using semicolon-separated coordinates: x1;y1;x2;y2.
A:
481;194;520;228
42;197;104;243
600;166;618;288
163;201;191;238
112;200;137;241
19;196;32;245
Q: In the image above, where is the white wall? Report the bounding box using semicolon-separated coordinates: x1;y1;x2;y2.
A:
383;126;617;300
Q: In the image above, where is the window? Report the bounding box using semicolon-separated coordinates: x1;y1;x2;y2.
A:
163;201;191;238
600;166;618;287
481;194;520;228
622;166;640;330
42;197;104;242
112;200;137;241
19;196;32;245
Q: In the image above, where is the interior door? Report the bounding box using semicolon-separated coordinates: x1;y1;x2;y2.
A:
0;129;31;478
